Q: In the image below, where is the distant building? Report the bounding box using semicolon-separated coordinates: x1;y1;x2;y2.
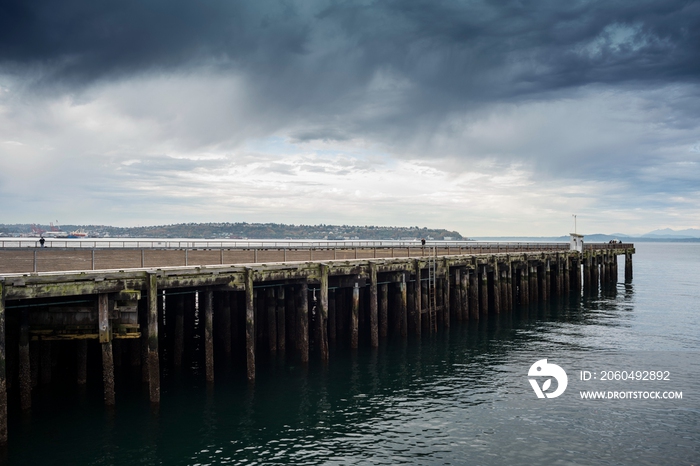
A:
570;233;584;252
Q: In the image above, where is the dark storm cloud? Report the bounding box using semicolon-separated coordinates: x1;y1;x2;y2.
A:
2;0;698;98
2;0;699;197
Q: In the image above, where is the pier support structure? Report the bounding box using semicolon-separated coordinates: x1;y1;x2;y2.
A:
245;268;256;381
0;243;635;446
625;251;633;281
99;293;115;406
147;273;160;403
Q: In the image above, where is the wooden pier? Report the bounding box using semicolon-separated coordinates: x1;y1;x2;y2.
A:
0;241;634;443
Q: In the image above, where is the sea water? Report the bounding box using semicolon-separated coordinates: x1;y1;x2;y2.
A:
5;242;699;465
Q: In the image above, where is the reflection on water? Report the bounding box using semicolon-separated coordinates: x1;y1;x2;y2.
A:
6;243;700;465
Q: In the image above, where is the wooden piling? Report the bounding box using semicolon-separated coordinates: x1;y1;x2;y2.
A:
502;267;509;312
469;269;479;319
369;263;379;347
609;255;614;283
455;268;463;322
458;268;467;320
318;264;329;361
276;287;286;352
147;273;160;403
480;266;488;315
544;259;550;301
379;283;388;339
442;267;450;328
421;278;430;330
510;266;518;309
19;307;31;410
413;260;422;335
506;264;515;312
557;256;569;296
204;289;214;383
492;262;501;314
400;274;408;337
297;281;309;362
0;282;7;444
444;269;453;321
139;298;149;383
428;274;445;332
600;254;607;284
493;263;506;313
99;293;115;406
520;264;529;307
531;264;539;303
245;268;256;381
624;251;632;281
578;257;584;291
266;288;277;355
351;283;359;349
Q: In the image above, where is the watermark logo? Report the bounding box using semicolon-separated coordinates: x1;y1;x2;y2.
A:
528;359;568;399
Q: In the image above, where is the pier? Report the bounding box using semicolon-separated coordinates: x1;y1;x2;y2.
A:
0;239;634;444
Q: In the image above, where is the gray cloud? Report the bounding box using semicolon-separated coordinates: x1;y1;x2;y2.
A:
1;0;698;232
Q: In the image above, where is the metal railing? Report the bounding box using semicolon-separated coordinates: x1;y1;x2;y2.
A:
1;239;573;251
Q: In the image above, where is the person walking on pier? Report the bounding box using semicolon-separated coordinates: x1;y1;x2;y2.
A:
39;236;45;247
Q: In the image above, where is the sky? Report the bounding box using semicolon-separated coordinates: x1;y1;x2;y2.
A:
1;0;699;236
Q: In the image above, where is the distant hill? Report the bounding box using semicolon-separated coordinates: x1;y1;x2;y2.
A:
0;222;464;241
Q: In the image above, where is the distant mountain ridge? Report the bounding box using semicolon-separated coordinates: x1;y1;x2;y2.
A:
642;228;700;238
